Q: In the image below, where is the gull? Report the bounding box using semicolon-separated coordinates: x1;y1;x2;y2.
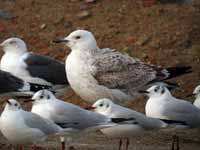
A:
0;37;69;95
89;98;167;150
54;29;191;103
139;85;200;150
191;85;200;109
0;99;61;149
0;70;51;97
30;90;135;150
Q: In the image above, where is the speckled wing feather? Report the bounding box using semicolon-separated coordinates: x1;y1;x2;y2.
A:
92;48;161;93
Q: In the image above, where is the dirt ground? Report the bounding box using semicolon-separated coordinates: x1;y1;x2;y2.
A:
0;0;200;149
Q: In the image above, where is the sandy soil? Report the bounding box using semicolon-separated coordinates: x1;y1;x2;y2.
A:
0;0;200;149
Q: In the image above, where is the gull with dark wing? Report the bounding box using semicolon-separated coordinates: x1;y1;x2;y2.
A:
0;70;51;97
0;37;69;95
54;29;191;103
0;99;61;148
30;90;135;150
140;85;200;150
90;98;167;150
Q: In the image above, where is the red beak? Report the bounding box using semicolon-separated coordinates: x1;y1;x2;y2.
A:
85;106;96;110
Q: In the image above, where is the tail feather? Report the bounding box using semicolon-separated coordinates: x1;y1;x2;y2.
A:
160;119;188;126
29;83;53;93
164;66;192;80
111;117;136;124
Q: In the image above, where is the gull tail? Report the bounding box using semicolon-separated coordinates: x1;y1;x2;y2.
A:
29;83;53;92
111;117;136;124
160;119;188;126
163;65;192;80
19;82;54;96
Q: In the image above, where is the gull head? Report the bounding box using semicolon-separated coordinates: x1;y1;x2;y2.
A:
140;85;171;99
0;38;27;54
193;85;200;98
32;90;56;103
91;98;114;114
5;99;21;111
54;30;98;51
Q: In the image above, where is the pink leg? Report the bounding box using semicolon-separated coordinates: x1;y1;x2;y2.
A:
118;139;123;150
61;139;65;150
60;136;65;150
32;145;46;150
19;144;24;150
125;138;130;150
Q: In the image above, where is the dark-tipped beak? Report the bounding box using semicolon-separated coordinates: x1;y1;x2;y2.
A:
85;106;96;110
138;90;149;94
186;93;195;98
6;100;11;105
52;38;69;43
23;99;34;103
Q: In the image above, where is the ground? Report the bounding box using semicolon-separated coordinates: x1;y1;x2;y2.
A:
0;0;200;149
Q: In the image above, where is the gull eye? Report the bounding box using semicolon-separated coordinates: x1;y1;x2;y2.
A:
40;95;44;99
10;41;17;45
14;103;18;107
154;86;160;92
47;95;50;99
99;103;104;107
75;36;81;39
161;88;165;94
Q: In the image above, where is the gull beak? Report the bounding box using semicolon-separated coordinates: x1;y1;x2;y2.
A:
52;38;69;44
186;93;195;98
85;106;96;110
138;90;149;94
0;42;3;47
23;99;34;103
6;100;11;105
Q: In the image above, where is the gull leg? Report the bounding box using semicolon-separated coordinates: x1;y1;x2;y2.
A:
0;143;7;149
171;135;176;150
125;138;130;150
19;144;24;150
118;139;123;150
176;136;179;150
32;145;46;150
60;136;66;150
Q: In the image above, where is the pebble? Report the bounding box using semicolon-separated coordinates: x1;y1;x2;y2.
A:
64;22;72;29
0;9;13;19
40;24;46;29
77;11;91;19
85;0;96;3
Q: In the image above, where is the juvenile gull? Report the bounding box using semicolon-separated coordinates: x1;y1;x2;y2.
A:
0;37;69;95
140;85;200;150
54;30;191;103
90;98;167;150
0;99;61;147
30;90;135;149
0;70;51;97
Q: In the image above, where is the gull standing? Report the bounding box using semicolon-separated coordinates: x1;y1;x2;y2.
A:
140;85;200;150
0;37;69;95
0;70;51;97
54;29;191;103
30;90;135;150
0;99;61;149
90;98;167;150
191;85;200;109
